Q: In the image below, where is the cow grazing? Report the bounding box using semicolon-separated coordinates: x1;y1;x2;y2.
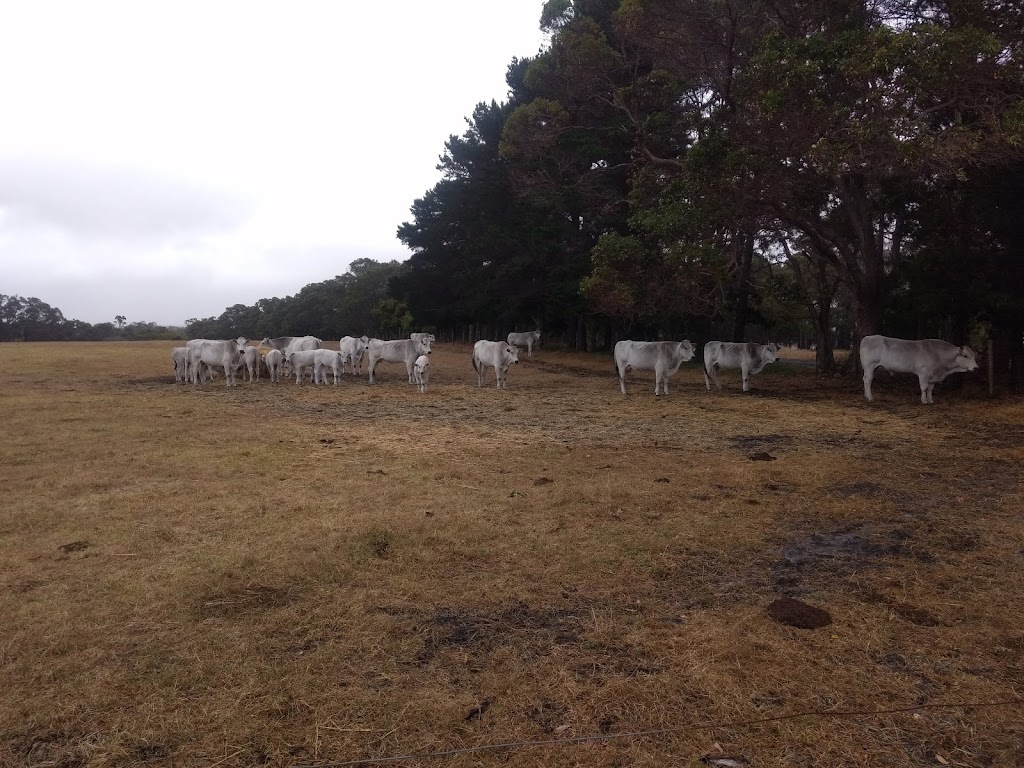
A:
703;341;780;393
236;346;262;382
507;330;541;357
264;349;285;383
171;347;189;383
367;337;432;384
413;354;430;393
472;340;519;389
339;335;371;375
860;335;979;404
614;340;695;396
314;349;345;385
259;336;322;355
285;349;319;384
189;338;248;386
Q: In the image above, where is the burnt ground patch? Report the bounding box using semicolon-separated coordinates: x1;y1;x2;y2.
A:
772;523;917;596
404;601;588;665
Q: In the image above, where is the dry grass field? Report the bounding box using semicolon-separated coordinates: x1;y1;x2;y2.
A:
1;340;1022;768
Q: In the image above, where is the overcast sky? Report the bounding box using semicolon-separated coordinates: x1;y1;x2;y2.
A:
0;2;548;325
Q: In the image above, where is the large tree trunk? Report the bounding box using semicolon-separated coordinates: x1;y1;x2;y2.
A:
730;234;755;343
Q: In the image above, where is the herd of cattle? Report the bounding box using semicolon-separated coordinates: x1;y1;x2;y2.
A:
171;330;980;404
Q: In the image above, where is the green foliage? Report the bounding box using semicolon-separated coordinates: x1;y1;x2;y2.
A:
371;298;414;338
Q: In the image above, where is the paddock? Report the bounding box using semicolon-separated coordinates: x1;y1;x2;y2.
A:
1;341;1021;767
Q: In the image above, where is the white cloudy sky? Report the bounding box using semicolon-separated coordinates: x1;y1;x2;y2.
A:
0;2;548;325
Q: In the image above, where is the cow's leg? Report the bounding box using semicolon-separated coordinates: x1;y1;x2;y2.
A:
863;365;875;400
918;373;931;403
742;365;750;392
617;362;628;396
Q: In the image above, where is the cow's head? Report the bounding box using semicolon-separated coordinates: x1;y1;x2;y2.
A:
679;340;695;361
956;345;979;371
506;344;520;364
764;342;780;363
418;337;433;355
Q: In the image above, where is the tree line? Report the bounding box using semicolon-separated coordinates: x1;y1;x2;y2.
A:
393;0;1023;380
7;1;1023;385
0;294;184;342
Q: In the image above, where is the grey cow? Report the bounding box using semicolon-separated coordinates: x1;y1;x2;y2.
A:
860;335;978;404
703;341;779;393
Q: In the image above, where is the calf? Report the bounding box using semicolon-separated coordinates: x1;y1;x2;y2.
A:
264;349;285;383
236;346;262;382
314;349;345;385
171;347;189;384
285;349;318;384
413;354;430;393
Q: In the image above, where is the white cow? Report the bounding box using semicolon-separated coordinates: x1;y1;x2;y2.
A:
507;330;541;357
860;335;979;404
171;347;189;383
413;354;430;393
189;338;248;386
472;340;519;389
259;336;322;356
264;349;285;383
339;335;371;375
236;346;262;382
615;340;696;396
285;349;319;384
314;349;345;385
703;341;779;393
367;337;432;384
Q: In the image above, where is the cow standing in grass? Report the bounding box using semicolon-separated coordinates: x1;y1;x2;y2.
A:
614;340;695;396
472;341;519;389
367;337;432;384
703;341;779;393
413;354;430;393
507;330;541;357
860;335;979;404
264;349;284;383
171;347;189;383
188;338;248;386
